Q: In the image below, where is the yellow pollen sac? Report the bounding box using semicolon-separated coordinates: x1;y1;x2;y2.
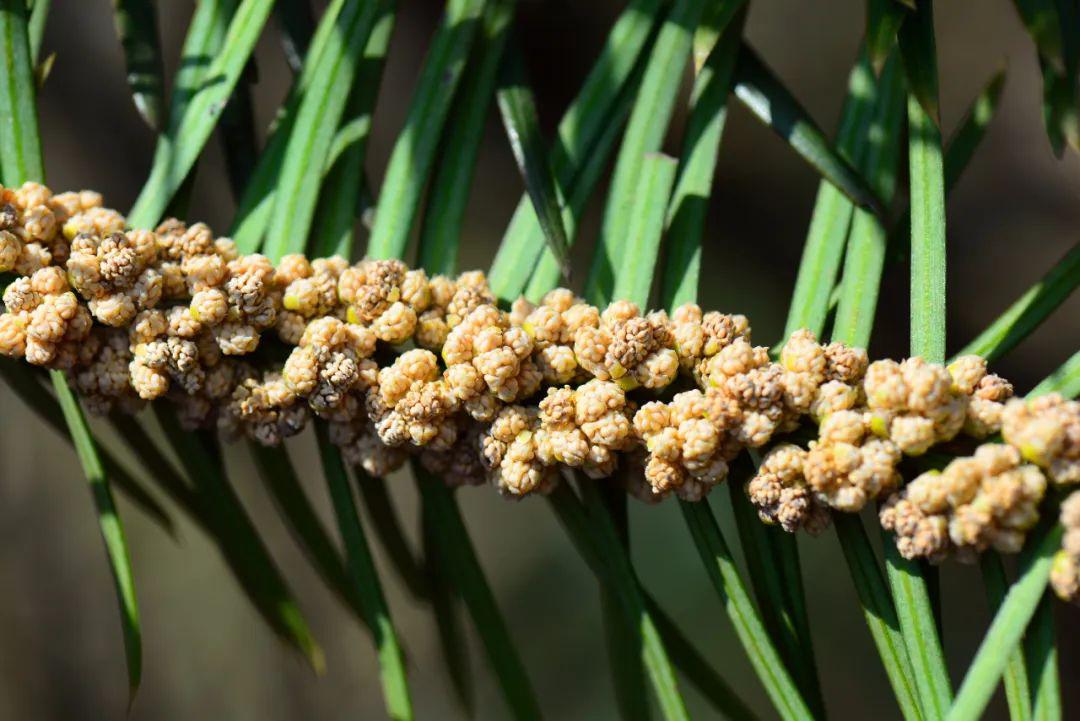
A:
522;321;536;338
346;306;361;324
869;413;890;438
387;287;401;303
283;294;301;312
703;338;720;356
1020;442;1049;467
61;221;79;240
515;429;533;444
189;304;202;322
608;360;627;380
615;375;640;392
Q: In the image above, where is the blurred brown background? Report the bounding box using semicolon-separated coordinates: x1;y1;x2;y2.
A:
1;0;1078;718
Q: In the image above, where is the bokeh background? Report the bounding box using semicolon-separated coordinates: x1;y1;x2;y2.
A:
1;0;1078;718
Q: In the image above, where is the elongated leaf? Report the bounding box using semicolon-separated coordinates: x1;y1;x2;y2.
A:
890;68;1005;268
823;47;929;721
596;485;651;721
488;0;663;300
582;14;694;697
52;372;142;698
833;514;925;721
884;533;952;721
550;481;691;721
218;76;258;200
248;443;365;616
952;242;1080;362
1025;594;1061;721
420;500;475;714
587;0;705;306
28;0;48;64
316;425;414;720
128;0;275;229
1030;349;1080;398
611;153;677;306
111;0;165;131
662;5;745;310
106;412;201;526
645;598;761;721
366;0;488;260
0;0;43;182
231;0;351;250
903;2;947;362
979;553;1033;721
781;49;877;345
311;0;396;259
727;465;823;718
263;0;380;262
153;407;324;670
0;363;176;532
355;471;428;597
521;76;636;301
0;0;142;695
679;498;815;721
733;44;881;214
274;0;316;74
416;468;543;721
944;68;1006;191
1011;0;1065;69
165;0;237;133
897;2;940;126
833;54;906;348
603;567;651;721
947;516;1063;721
418;0;514;275
867;0;907;73
496;44;572;282
547;474;758;720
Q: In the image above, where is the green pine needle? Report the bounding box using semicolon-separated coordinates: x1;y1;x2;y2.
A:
316;425;415;720
365;0;488;261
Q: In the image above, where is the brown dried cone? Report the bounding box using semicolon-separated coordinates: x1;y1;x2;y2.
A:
366;349;459;448
0;267;95;368
282;316;378;415
747;443;831;534
1002;394;1080;485
947;354;1014;437
633;390;731;501
515;288;600;384
670;302;750;382
880;444;1047;563
338;258;431;344
803;410;901;512
1051;491;1080;603
480;405;557;497
442;304;542;420
700;338;788;447
415;270;495;351
863;357;968;455
535;380;636;479
573;299;679;390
